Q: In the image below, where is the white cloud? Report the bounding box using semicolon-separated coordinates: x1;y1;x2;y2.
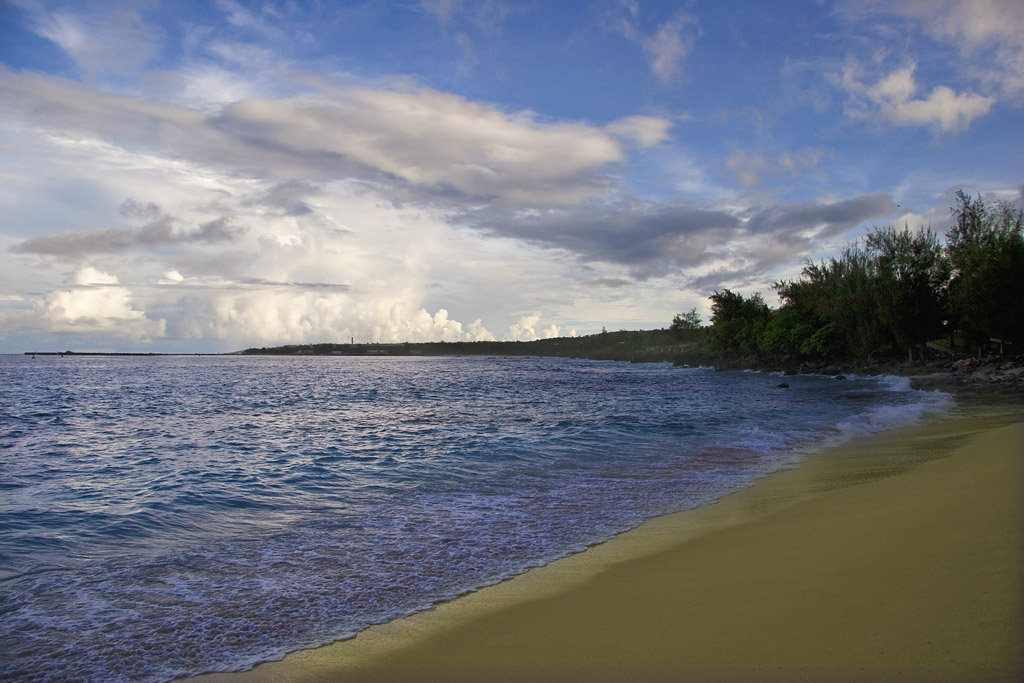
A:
613;3;700;83
0;102;589;350
13;266;166;342
840;62;993;132
888;0;1024;97
72;265;119;286
466;318;496;342
643;14;699;83
28;6;165;79
867;66;917;104
221;85;623;203
159;286;498;346
3;259;504;348
503;314;561;341
839;1;1024;103
0;70;671;208
905;0;1024;46
888;84;994;131
605;115;674;148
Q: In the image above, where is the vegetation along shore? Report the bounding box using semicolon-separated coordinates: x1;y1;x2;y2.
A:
27;193;1024;397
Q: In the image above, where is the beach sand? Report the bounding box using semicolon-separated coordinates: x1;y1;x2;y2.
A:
190;409;1024;683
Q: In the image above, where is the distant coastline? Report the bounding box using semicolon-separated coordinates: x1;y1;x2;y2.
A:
23;329;1024;400
23;351;220;357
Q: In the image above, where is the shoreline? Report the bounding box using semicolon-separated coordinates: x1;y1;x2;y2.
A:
189;405;1024;682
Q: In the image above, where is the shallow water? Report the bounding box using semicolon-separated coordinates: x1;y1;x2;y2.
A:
0;355;952;681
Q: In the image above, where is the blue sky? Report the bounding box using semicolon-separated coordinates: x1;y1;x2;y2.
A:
1;0;1021;352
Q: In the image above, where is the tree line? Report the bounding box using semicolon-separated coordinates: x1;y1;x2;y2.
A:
699;191;1023;364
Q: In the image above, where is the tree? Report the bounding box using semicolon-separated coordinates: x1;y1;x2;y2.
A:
670;308;702;337
709;290;772;356
946;191;1024;354
864;224;950;361
703;190;1022;364
774;245;882;360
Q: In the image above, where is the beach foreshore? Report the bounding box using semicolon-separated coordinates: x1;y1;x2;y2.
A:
189;407;1024;683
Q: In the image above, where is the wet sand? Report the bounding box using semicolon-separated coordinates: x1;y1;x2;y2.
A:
190;409;1024;682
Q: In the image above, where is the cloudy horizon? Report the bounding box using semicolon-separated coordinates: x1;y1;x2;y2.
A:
1;0;1022;353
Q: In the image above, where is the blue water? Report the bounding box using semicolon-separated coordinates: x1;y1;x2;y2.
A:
0;355;952;681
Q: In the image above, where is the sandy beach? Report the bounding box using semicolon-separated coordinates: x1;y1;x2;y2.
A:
190;408;1024;683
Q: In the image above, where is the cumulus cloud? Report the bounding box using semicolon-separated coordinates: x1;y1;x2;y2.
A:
883;0;1024;99
888;84;993;131
503;314;560;342
840;62;993;133
10;266;166;341
4;265;506;347
156;285;499;345
72;266;118;286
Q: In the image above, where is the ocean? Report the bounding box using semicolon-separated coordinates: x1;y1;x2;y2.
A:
0;354;952;682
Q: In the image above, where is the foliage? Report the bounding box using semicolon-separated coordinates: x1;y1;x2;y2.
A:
945;191;1024;352
680;192;1023;364
708;289;771;357
865;224;949;360
669;308;703;337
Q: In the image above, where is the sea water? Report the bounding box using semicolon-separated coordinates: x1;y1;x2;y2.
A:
0;355;952;681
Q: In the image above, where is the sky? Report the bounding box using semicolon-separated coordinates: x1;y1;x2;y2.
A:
0;0;1021;353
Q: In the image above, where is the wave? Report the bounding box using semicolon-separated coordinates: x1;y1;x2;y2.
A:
832;375;953;441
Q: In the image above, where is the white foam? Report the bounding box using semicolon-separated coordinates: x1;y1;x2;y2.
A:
833;378;954;441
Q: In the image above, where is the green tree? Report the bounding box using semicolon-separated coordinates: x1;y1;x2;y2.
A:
946;191;1024;354
709;290;772;356
864;224;950;361
774;245;882;360
706;190;1022;365
670;307;703;337
756;303;818;361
